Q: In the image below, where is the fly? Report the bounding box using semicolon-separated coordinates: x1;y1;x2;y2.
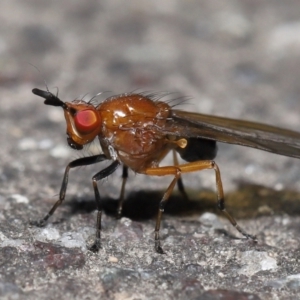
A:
30;88;300;253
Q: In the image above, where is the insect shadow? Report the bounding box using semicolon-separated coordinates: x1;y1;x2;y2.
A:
66;183;300;221
67;190;205;221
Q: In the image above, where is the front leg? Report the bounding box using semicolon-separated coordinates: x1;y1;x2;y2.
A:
88;160;120;252
30;154;108;227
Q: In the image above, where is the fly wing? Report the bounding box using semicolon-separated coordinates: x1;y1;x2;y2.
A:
163;109;300;159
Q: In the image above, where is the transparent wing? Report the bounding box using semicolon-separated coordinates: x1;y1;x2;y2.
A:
163;109;300;159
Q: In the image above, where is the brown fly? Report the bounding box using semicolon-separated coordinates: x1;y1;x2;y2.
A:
30;88;300;253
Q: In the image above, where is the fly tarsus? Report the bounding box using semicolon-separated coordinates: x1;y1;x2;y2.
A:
29;215;50;227
87;238;101;253
222;208;257;241
155;240;165;254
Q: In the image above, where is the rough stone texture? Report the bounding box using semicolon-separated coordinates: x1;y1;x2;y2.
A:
1;1;300;299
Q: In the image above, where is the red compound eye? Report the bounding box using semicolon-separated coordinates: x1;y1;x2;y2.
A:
74;109;99;133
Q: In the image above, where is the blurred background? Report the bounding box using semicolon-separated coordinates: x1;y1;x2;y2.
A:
1;0;300;206
1;1;300;298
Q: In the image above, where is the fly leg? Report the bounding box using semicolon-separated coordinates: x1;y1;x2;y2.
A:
116;165;128;219
144;160;256;253
173;150;189;201
30;154;108;227
89;160;120;252
178;160;257;241
144;166;182;254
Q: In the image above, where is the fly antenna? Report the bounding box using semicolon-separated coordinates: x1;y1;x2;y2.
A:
28;63;65;108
